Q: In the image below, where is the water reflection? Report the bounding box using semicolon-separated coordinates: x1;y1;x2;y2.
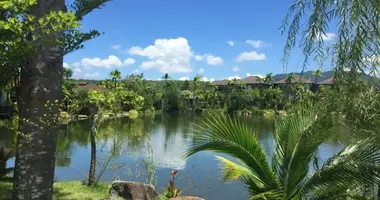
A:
2;114;350;200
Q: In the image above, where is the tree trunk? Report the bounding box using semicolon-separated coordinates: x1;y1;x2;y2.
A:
12;1;65;199
88;117;97;186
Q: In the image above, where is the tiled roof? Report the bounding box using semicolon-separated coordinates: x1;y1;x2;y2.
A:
214;80;229;86
241;76;267;84
274;74;312;84
318;77;335;85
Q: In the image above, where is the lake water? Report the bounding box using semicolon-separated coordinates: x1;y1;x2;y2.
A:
2;114;349;200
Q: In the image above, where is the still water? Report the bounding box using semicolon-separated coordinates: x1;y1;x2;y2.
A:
2;114;348;200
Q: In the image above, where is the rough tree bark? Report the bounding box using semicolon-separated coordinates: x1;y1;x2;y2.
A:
12;0;65;199
88;116;97;186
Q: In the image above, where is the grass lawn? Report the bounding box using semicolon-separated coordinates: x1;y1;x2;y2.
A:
0;180;111;200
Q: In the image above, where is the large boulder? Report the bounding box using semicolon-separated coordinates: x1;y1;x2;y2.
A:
109;181;158;200
169;197;205;200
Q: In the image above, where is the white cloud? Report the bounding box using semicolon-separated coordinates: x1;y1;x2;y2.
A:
194;55;204;61
223;75;241;80
321;33;336;41
179;76;189;81
246;73;264;78
73;68;82;73
123;58;136;66
206;55;223;65
200;77;215;82
246;40;268;48
129;37;193;74
227;41;234;47
71;62;81;68
81;55;123;69
64;62;84;72
232;66;240;72
84;72;100;79
198;68;204;74
194;54;223;65
112;45;121;50
236;51;266;62
132;69;140;74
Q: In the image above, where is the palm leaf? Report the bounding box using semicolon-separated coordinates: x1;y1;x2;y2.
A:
304;138;380;196
216;156;268;190
272;109;332;199
186;114;278;193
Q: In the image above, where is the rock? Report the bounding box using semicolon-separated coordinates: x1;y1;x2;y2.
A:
169;197;205;200
109;181;158;200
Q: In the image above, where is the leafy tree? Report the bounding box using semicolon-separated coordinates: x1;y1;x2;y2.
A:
63;68;73;80
182;80;190;90
76;89;106;185
282;0;380;136
0;0;111;198
186;111;380;199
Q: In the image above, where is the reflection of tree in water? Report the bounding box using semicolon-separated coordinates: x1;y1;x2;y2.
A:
55;117;159;167
155;114;196;150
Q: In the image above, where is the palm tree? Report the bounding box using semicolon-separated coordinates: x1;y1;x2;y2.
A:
256;77;265;83
186;112;380;199
312;68;323;83
161;73;170;111
264;73;273;83
162;73;170;81
193;75;202;111
109;69;121;89
285;72;295;84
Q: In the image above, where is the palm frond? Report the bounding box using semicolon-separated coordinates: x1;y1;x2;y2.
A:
186;114;278;192
216;156;267;190
250;190;284;200
304;139;380;195
272;108;332;199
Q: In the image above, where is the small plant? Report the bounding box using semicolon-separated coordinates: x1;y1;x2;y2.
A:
162;170;182;198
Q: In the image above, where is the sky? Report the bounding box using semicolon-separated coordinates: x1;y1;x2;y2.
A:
63;0;337;81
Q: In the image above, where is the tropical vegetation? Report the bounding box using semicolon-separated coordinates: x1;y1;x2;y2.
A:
1;0;380;199
186;110;380;199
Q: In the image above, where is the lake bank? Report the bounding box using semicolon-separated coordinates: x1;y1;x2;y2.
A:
0;180;111;200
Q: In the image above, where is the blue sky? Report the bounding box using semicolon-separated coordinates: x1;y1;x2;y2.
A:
64;0;336;81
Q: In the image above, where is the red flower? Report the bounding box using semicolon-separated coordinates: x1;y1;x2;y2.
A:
171;170;178;176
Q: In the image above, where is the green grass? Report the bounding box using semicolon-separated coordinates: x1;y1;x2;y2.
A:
0;181;111;200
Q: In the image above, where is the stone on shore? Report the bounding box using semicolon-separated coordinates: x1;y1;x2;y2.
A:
109;181;158;200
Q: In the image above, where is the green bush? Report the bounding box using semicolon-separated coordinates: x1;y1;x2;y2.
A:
128;110;139;119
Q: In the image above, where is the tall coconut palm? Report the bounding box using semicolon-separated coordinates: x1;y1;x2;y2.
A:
109;69;122;89
193;75;202;111
285;72;295;84
312;69;323;84
257;76;265;83
161;73;171;111
264;73;273;83
186;112;380;199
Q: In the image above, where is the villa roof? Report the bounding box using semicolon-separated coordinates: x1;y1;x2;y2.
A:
74;82;106;92
274;74;312;84
318;77;335;85
241;76;267;84
214;80;229;86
